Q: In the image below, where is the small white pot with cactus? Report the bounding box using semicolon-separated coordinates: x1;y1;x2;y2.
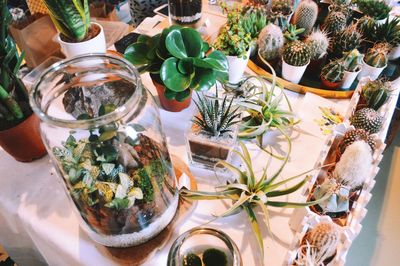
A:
341;49;363;89
358;43;390;81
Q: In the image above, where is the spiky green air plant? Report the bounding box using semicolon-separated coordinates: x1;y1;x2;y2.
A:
180;142;331;258
192;90;241;137
43;0;91;42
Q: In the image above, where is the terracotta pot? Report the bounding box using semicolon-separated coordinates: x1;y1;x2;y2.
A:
0;114;47;162
152;80;192;112
320;76;342;90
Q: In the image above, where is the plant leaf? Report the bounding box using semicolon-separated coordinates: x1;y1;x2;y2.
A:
160;58;191;92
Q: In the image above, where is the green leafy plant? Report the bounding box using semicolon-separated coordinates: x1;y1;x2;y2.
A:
192;90;241;137
354;0;391;20
361;78;393;110
0;0;31;130
43;0;91;42
181;142;329;257
124;26;228;102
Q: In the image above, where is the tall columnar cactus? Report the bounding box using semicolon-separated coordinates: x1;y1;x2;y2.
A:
364;43;390;68
292;0;318;35
331;24;362;57
257;24;285;61
306;29;330;60
282;40;311;66
341;49;363;72
305;222;340;259
322;11;347;36
321;60;345;82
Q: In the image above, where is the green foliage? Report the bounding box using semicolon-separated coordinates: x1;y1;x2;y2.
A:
292;0;318;36
361;78;393;110
43;0;91;42
0;0;31;130
136;168;154;203
354;0;391;20
124;26;228;102
341;49;363;72
321;60;345;82
283;40;311;66
242;9;268;40
192;89;240;137
364;42;390;68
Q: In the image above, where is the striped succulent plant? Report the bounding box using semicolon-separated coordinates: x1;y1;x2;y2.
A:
192;90;240;137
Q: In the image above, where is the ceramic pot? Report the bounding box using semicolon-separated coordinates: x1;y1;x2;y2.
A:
357;60;386;81
0;114;46;162
282;59;309;84
152;79;192;112
320;75;342;90
58;22;106;58
226;49;251;84
388;45;400;60
341;68;361;89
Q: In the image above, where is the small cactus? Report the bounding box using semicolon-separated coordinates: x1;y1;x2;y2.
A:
305;222;340;259
361;79;392;110
257;24;284;61
306;29;330;60
322;11;347;36
292;0;318;35
339;128;376;154
351;108;383;134
341;49;363;72
321;60;345;83
364;43;390;68
331;24;362;58
271;0;293;15
282;40;311;66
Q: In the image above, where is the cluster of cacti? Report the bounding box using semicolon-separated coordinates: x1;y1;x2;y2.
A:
306;29;330;60
351;108;383;134
364;43;390;68
292;0;318;35
257;24;285;61
339;128;376;154
271;0;293;15
321;60;345;82
331;24;362;57
341;49;363;72
305;222;340;259
361;79;392;110
283;40;312;66
355;0;391;20
322;11;347;36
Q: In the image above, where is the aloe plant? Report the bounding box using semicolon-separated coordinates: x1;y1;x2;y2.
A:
0;0;31;130
43;0;91;42
181;142;330;257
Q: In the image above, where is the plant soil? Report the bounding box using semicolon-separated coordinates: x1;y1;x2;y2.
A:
60;23;101;43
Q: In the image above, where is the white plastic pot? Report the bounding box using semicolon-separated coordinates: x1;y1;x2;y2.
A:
357;60;386;81
282;59;309;84
58;22;106;58
388;45;400;60
341;68;361;89
226;49;251;84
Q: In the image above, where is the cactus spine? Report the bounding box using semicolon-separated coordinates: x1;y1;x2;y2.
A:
364;43;390;68
322;11;347;36
321;60;344;82
306;223;340;259
257;24;284;61
306;29;330;60
283;40;311;66
293;0;318;35
331;24;362;57
342;49;363;72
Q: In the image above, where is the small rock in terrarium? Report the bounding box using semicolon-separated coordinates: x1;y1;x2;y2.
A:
182;253;202;266
202;248;228;266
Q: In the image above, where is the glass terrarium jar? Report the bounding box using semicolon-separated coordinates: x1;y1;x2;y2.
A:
30;54;178;247
168;0;202;26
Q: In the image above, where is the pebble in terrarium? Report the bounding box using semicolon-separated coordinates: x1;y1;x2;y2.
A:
168;0;202;26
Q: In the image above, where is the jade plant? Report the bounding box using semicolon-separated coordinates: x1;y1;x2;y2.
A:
0;0;32;130
124;26;228;102
43;0;92;42
361;78;393;110
354;0;391;21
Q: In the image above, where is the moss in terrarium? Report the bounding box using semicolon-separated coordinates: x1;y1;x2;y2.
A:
135;168;154;203
182;253;202;266
202;248;228;266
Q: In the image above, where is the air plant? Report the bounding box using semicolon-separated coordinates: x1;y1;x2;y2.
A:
180;142;330;258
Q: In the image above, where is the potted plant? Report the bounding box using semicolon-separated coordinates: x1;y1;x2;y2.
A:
359;78;393;110
0;1;46;162
305;29;330;74
354;0;391;24
357;42;390;81
242;8;268;57
292;0;318;36
341;49;363;89
44;0;106;58
320;59;345;90
124;26;228;112
282;25;311;84
186;90;241;169
257;23;284;68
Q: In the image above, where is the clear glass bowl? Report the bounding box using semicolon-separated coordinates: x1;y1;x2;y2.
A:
30;54;178;247
168;227;242;266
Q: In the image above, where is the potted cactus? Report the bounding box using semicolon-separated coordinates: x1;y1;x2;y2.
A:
305;29;330;74
322;10;347;37
367;18;400;60
43;0;106;58
358;43;390;81
359;78;393;110
330;24;362;59
281;25;311;84
242;8;268;57
270;0;293;31
320;60;345;90
257;23;284;68
341;49;363;89
124;26;228;112
0;1;46;161
292;0;318;36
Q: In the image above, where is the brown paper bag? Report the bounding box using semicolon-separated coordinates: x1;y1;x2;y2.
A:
90;3;119;22
9;14;63;68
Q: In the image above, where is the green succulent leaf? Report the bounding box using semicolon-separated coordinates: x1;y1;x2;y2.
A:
175;89;191;102
177;58;194;75
189;67;216;91
166;28;203;59
160;58;191;92
124;42;151;65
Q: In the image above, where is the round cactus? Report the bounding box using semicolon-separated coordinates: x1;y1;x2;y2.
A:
351;108;383;134
306;29;330;60
331;24;362;58
306;223;340;259
341;49;363;72
364;43;390;68
321;60;345;82
282;40;311;66
339;128;376;154
257;24;284;61
361;79;392;110
293;0;318;36
322;11;347;36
